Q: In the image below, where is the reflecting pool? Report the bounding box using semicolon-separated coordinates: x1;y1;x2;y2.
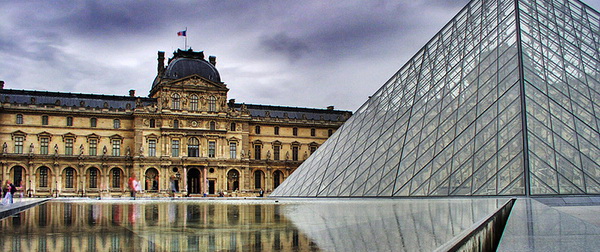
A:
0;198;509;251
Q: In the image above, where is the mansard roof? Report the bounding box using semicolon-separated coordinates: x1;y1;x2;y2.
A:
231;103;352;122
0;89;156;110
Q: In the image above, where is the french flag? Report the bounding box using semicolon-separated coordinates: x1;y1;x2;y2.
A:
177;30;186;36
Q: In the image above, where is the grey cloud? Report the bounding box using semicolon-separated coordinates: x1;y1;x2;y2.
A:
260;33;310;61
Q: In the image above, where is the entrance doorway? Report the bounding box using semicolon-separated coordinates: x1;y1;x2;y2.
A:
187;168;201;194
209;180;215;194
13;166;23;187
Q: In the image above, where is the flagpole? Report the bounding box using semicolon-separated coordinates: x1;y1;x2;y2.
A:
185;27;188;50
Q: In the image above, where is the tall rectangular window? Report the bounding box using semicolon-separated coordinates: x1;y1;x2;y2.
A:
254;145;261;160
148;139;156;157
293;127;298;136
65;168;74;188
14;136;24;154
65;138;74;155
311;128;316;136
112;169;121;188
40;167;48;187
90;118;97;127
274;145;280;161
113;119;120;129
40;137;49;155
274;126;279;135
16;114;23;124
42;115;48;125
229;142;237;159
208;96;216;112
89;139;97;156
208;141;216;158
112;139;121;156
66;117;73;126
172;140;180;157
190;95;199;111
292;146;299;161
89;169;98;188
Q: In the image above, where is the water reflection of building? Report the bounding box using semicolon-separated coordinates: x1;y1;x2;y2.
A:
0;201;319;251
0;48;351;197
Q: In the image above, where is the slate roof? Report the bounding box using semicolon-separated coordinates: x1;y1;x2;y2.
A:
0;89;156;110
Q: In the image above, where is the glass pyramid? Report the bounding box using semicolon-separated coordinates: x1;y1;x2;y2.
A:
272;0;600;197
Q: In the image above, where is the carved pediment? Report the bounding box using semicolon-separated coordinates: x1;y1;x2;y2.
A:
62;132;77;141
37;131;52;141
11;130;27;140
86;134;101;142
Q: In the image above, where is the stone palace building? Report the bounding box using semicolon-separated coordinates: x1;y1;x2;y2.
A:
0;48;351;197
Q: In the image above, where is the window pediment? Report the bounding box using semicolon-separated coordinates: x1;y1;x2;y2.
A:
37;131;52;141
62;132;77;142
11;130;27;140
86;133;101;142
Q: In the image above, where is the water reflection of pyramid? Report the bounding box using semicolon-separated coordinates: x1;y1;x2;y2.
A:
272;0;600;197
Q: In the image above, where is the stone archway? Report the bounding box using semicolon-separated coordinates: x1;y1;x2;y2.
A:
187;168;201;194
227;169;240;191
145;168;159;192
273;170;284;189
11;165;24;187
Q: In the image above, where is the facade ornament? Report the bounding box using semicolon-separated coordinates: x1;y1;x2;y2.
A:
285;151;290;161
29;143;34;154
79;144;84;156
139;145;144;157
303;151;308;160
126;146;131;157
2;142;7;154
266;150;271;160
54;144;59;156
247;150;251;159
103;146;108;155
240;150;245;158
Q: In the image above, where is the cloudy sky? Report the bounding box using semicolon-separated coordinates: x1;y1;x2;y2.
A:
1;1;599;111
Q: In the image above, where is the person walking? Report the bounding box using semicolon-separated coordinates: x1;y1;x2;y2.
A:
2;180;15;205
128;174;138;200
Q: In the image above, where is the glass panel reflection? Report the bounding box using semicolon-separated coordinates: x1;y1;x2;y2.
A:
0;198;508;252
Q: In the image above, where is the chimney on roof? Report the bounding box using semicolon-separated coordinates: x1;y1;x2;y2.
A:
209;56;217;66
157;51;165;75
0;80;4;89
129;90;136;97
327;106;335;110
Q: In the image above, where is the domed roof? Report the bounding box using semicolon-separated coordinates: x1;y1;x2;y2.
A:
152;49;221;88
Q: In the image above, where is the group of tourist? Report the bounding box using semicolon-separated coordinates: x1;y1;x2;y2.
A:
0;180;17;205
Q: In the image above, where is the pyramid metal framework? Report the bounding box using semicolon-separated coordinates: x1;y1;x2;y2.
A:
272;0;600;197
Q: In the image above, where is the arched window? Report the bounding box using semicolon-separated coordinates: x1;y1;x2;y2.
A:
172;93;180;110
208;96;216;112
188;137;200;157
190;95;199;111
227;169;240;191
65;168;75;188
89;168;99;188
230;122;236;131
16;114;23;124
210;121;216;131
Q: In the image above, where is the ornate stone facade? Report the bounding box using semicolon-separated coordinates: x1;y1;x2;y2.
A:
0;49;350;197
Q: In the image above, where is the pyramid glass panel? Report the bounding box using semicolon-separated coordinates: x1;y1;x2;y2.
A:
271;0;600;197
